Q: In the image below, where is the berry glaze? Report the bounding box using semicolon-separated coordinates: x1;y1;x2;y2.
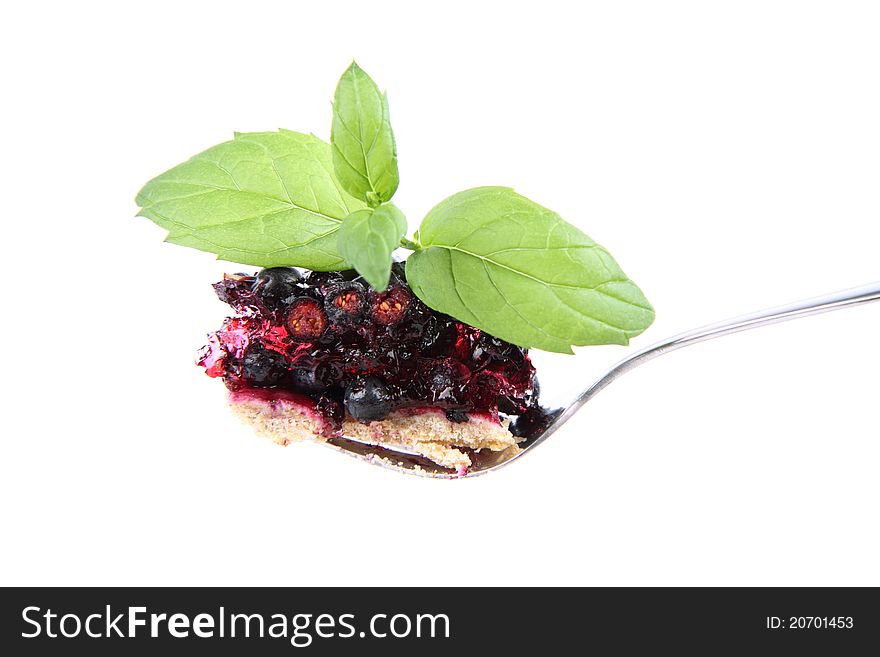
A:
198;266;543;437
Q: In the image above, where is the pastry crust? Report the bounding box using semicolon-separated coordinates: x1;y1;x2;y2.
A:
228;388;519;472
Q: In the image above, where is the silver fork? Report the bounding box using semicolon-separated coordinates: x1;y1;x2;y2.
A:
326;281;880;478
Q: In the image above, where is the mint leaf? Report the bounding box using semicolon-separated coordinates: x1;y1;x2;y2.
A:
135;130;365;270
331;62;399;206
405;187;654;353
337;203;407;291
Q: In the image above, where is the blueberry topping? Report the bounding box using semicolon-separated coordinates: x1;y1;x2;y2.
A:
241;345;287;386
344;376;393;423
201;263;546;429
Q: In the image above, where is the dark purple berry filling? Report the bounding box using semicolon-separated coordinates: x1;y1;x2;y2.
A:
198;265;542;435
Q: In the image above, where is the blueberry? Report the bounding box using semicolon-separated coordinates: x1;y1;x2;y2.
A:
344;376;393;423
252;267;301;307
372;285;412;325
284;297;328;341
241;345;288;386
324;281;366;324
289;357;342;393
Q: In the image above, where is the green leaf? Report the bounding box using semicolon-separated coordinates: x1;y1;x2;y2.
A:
337;203;407;291
331;62;399;205
406;187;654;353
135;130;366;270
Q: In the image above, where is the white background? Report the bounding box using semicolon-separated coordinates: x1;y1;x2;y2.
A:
2;1;878;586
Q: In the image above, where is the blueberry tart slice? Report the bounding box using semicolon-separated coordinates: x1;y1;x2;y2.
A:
199;267;543;474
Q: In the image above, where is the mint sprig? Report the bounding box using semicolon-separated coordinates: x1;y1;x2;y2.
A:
135;63;655;353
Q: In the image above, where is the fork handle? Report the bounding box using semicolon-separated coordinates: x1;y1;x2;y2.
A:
565;280;880;417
